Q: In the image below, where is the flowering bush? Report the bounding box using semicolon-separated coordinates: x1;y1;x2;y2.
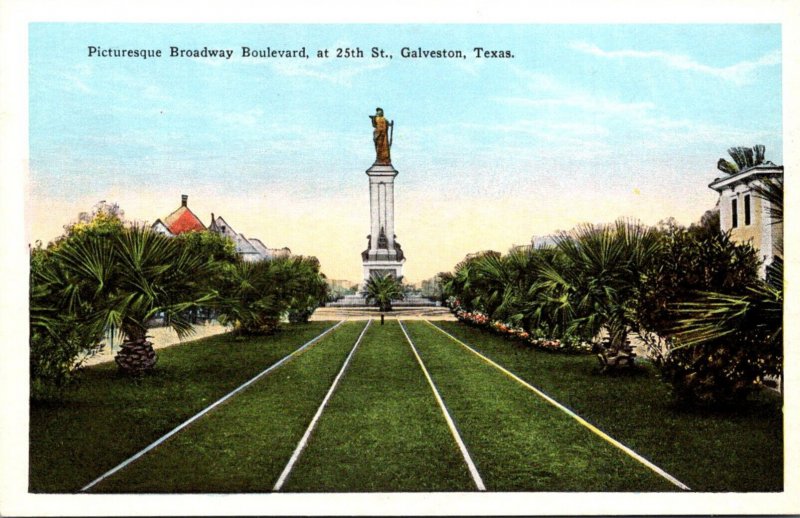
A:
448;298;590;353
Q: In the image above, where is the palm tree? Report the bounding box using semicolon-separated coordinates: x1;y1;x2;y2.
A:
362;273;404;312
30;244;109;397
217;255;328;333
673;176;783;348
716;144;766;175
667;173;783;401
466;246;545;326
752;176;784;248
442;251;502;313
531;219;661;352
218;259;289;335
53;226;214;374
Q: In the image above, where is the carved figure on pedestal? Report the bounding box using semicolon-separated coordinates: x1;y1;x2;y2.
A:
369;107;393;165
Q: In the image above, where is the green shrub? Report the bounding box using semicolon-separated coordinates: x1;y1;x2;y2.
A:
218;256;327;334
636;223;779;406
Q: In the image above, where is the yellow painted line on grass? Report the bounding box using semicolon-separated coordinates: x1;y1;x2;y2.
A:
80;320;346;493
424;320;692;491
399;320;486;491
273;319;373;491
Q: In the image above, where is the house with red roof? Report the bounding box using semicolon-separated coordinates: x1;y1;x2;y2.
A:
153;194;207;236
152;195;288;262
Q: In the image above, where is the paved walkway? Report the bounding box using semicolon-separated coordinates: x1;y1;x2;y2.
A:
81;307;453;366
80;322;232;367
310;306;456;321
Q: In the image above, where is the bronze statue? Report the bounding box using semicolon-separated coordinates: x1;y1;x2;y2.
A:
369;107;393;165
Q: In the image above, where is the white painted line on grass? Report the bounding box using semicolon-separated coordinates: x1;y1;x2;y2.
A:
80;320;346;492
399;321;486;491
425;320;692;491
273;319;373;491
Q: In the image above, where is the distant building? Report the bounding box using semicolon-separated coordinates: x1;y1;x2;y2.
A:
150;219;174;237
328;279;358;291
709;162;783;277
531;235;558;248
208;214;264;262
248;238;269;257
152;195;290;262
267;247;292;259
152;195;206;236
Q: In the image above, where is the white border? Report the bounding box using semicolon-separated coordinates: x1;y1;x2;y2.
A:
1;0;798;515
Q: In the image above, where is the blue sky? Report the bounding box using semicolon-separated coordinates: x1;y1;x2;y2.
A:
29;24;782;281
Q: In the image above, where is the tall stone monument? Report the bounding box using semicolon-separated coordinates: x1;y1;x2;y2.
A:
361;107;405;282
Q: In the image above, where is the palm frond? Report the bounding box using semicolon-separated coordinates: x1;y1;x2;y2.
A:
671;282;782;349
717;159;739;175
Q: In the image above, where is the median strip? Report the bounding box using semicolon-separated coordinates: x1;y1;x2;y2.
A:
399;320;485;491
273;319;373;491
424;320;691;491
80;320;345;492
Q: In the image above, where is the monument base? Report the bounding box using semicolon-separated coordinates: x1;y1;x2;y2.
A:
362;259;404;287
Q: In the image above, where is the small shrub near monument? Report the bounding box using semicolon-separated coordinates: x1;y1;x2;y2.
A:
361;273;405;312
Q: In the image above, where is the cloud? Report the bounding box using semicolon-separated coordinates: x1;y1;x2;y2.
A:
570;41;781;85
213;108;265;128
61;64;94;94
492;63;781;161
495;95;655;116
502;66;656;116
268;58;387;86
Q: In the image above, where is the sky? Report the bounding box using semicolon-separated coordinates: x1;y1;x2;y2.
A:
28;24;783;282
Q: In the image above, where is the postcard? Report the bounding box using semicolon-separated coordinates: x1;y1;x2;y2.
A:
1;0;798;515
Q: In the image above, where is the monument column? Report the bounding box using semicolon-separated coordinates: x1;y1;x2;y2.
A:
361;107;405;282
386;180;395;249
369;177;380;252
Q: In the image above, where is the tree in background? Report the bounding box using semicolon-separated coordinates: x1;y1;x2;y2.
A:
286;257;329;323
217;255;328;334
362;273;405;312
419;272;449;302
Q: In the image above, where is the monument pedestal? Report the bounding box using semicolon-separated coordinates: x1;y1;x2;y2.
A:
361;163;405;284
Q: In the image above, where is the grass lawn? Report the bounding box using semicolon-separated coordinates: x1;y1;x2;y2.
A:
282;320;475;492
89;321;368;492
29;321;337;493
429;321;783;492
403;321;675;491
29;319;782;493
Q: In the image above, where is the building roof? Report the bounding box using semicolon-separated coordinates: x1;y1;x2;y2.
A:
163;195;206;234
709;163;784;192
151;218;175;237
234;234;262;256
209;215;238;239
248;238;269;256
